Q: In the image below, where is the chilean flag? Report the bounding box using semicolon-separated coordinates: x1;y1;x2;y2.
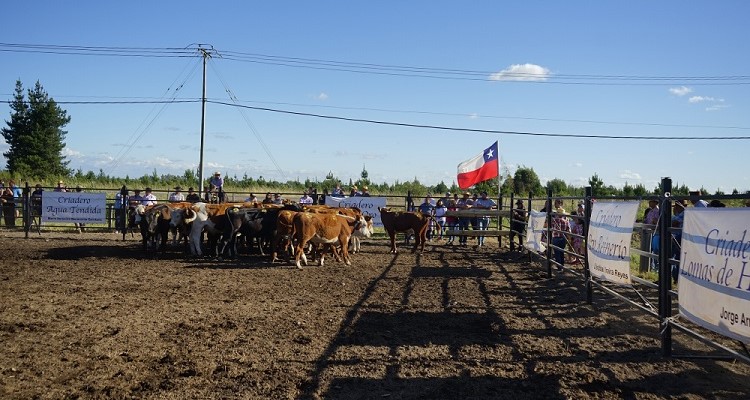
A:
457;141;499;190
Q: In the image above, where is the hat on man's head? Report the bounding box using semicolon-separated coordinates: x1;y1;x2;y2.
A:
214;171;221;176
35;183;42;188
145;187;152;192
188;187;194;191
515;199;524;205
463;191;471;196
174;186;182;191
58;180;64;184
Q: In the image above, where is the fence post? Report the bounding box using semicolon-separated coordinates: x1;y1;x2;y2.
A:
23;182;30;238
498;194;503;249
659;177;673;357
527;192;533;262
584;186;592;304
120;186;129;240
639;227;650;274
546;187;553;278
509;193;515;252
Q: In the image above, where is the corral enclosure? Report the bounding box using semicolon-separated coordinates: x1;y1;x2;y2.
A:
1;230;749;399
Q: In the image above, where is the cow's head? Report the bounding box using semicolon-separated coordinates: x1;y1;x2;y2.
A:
133;204;146;224
352;215;373;238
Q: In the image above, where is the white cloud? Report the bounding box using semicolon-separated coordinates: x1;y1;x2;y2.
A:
317;92;328;101
572;162;583;167
489;63;550;81
619;170;642;180
706;104;730;112
689;95;715;103
689;96;725;103
468;113;479;119
63;147;82;157
669;86;692;96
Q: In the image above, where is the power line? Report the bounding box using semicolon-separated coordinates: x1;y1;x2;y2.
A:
208;58;286;180
4;96;747;132
3;42;750;86
1;99;200;105
207;100;750;140
0;42;197;58
3;96;747;139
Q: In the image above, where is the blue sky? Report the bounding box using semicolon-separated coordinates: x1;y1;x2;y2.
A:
1;1;748;193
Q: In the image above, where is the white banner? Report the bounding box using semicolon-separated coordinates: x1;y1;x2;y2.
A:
678;208;750;343
325;196;387;227
587;201;639;285
524;210;547;252
41;192;107;223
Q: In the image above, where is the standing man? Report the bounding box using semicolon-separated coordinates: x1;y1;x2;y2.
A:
456;192;473;247
299;191;313;205
473;191;497;247
689;190;708;207
169;186;185;202
418;194;436;240
332;184;344;197
74;186;86;233
142;187;157;206
185;187;201;203
54;180;67;192
209;171;224;203
510;199;527;250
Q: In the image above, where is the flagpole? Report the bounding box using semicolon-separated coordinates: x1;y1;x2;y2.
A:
496;141;502;249
496;141;501;199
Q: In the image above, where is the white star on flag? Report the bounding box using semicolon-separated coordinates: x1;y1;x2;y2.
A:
456;141;499;190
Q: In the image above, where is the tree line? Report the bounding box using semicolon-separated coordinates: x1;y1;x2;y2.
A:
2;80;743;198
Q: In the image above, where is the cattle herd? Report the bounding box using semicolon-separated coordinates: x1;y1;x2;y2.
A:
131;201;381;268
130;202;443;267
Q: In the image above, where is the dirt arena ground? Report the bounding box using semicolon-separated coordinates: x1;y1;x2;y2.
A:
1;229;749;399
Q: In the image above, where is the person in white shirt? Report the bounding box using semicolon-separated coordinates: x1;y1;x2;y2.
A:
473;191;497;247
142;187;158;206
245;192;258;203
168;186;185;202
299;191;313;205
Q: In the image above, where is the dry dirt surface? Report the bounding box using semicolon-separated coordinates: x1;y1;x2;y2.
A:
1;229;749;400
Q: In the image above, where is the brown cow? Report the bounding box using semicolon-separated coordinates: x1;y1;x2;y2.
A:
271;209;298;262
378;207;439;253
292;212;370;269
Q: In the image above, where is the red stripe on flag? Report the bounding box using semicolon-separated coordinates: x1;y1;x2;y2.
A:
457;158;498;189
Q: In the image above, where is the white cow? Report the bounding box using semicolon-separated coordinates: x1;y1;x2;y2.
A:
170;202;222;256
349;215;374;253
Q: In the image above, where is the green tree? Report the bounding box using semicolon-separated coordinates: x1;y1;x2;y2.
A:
633;184;647;197
2;80;71;178
588;173;605;196
546;178;568;196
513;166;543;196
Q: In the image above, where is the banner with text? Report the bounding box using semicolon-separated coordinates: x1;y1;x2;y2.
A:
41;192;107;223
524;210;547;252
325;196;387;227
587;201;639;285
678;208;750;343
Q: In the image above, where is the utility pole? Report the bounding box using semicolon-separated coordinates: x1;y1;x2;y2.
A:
197;45;213;194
